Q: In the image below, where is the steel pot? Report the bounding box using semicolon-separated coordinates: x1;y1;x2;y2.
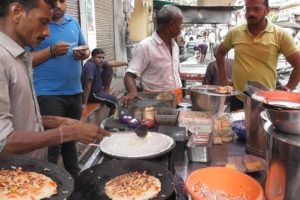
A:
265;104;300;134
264;121;300;200
244;81;270;158
244;94;267;158
190;85;238;114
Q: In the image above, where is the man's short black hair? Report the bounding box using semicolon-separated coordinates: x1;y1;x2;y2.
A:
92;48;105;57
0;0;57;17
263;0;268;7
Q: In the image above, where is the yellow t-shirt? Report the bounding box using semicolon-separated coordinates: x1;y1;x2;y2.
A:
223;20;298;99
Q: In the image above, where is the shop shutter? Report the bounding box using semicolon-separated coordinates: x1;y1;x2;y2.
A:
94;0;115;60
67;0;80;22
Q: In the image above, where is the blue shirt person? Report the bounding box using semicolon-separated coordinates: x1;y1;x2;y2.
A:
31;0;90;178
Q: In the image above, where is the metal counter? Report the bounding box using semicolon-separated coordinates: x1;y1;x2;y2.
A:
173;139;266;186
100;116;266;186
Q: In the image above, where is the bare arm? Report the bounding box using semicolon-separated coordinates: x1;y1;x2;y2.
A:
285;51;300;90
216;43;230;85
107;60;128;67
122;72;138;106
32;42;70;66
3;122;111;154
3;129;69;154
82;79;93;109
42;115;79;130
31;47;53;66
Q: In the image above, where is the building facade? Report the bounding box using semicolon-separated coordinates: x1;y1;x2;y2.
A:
64;0;128;76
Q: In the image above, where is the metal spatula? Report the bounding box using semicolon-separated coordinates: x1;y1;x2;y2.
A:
135;124;148;137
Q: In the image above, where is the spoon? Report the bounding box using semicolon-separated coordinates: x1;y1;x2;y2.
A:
135;124;148;137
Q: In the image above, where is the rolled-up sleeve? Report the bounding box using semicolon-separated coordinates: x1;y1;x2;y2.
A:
126;43;149;78
0;64;14;151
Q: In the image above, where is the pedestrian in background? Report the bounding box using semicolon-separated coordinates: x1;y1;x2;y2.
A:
175;32;185;55
195;42;208;63
208;31;216;60
31;0;90;177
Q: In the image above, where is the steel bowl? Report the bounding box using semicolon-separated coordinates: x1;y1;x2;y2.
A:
190;85;238;114
265;105;300;134
185;167;264;200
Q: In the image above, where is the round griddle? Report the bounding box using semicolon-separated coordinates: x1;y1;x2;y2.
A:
70;160;175;200
0;153;74;200
100;132;176;159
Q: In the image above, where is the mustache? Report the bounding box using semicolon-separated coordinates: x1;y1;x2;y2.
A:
248;16;257;20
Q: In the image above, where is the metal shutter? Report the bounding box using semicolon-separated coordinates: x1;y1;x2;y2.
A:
67;0;80;22
94;0;115;60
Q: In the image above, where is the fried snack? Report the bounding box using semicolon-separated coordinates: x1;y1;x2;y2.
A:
215;85;234;94
244;160;263;172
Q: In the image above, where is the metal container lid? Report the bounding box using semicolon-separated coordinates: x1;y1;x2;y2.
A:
190;85;239;97
264;121;300;147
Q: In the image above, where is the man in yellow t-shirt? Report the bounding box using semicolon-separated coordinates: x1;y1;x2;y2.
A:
216;0;300;111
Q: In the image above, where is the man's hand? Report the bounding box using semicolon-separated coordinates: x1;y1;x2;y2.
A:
66;123;111;144
50;42;70;56
73;48;90;60
120;92;139;107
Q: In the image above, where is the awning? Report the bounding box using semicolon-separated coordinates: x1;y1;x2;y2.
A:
177;5;242;24
153;3;242;24
153;0;178;9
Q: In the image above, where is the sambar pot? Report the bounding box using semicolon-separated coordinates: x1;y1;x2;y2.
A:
244;94;266;158
264;121;300;200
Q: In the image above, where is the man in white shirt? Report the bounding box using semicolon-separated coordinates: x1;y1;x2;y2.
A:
122;6;183;105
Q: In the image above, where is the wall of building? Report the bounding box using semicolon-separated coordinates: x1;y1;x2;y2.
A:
277;2;300;22
128;0;153;42
114;0;128;76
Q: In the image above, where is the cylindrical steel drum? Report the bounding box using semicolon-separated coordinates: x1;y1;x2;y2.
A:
264;121;300;200
190;85;237;114
244;95;266;158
